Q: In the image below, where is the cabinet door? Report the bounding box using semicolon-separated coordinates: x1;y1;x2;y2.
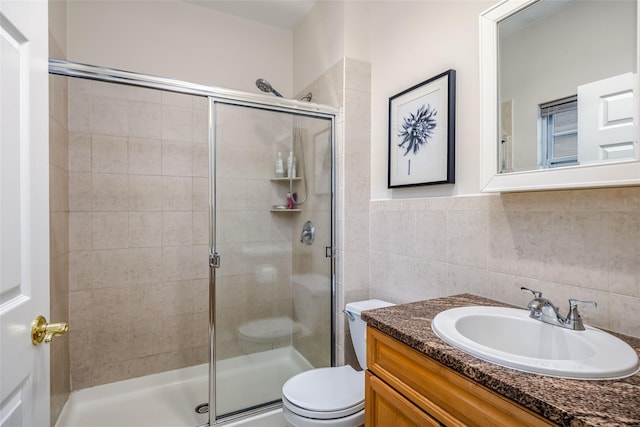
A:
365;371;441;427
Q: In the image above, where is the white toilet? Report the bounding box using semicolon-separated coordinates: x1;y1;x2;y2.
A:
281;299;394;427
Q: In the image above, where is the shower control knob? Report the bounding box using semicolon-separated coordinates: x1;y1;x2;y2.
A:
300;221;315;245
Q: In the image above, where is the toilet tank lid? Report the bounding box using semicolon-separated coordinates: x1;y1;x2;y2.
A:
345;299;394;316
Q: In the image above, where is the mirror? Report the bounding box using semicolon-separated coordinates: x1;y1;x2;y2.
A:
480;0;640;192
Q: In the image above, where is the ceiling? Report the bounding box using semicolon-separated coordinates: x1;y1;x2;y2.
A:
185;0;317;30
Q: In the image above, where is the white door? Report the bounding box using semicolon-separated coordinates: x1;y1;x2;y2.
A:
0;0;50;426
578;72;637;164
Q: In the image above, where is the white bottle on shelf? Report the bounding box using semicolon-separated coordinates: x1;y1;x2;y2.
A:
275;152;285;177
287;151;296;178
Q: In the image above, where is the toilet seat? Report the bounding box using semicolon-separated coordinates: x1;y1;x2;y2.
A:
282;366;364;419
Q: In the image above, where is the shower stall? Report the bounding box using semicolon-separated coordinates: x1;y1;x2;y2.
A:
50;60;337;426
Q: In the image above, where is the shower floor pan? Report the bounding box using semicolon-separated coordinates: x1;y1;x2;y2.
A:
55;346;312;427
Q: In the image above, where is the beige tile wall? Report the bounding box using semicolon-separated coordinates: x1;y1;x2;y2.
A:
299;58;372;368
67;79;210;389
369;188;640;339
49;56;71;425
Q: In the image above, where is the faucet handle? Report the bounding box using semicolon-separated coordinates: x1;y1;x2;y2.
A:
569;299;597;310
520;287;542;298
566;299;597;331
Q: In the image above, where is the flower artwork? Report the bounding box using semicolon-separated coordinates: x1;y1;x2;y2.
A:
388;70;455;187
398;104;437;156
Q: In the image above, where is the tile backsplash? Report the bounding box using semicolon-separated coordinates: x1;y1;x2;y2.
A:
370;187;640;338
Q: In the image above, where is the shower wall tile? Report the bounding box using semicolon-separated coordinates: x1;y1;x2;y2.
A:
127;86;162;103
91;80;132;100
67;81;211;390
49;211;69;258
50;119;69;170
162;105;193;142
50;166;70;214
129;212;162;248
91;96;129;136
162;211;193;246
216;178;248;209
192;109;209;144
92;212;129;249
50;68;71;427
69;132;92;173
162;140;193;176
128;101;162;139
128;138;162;175
128;248;162;285
192;245;210;280
69;250;92;291
69;212;92;250
192;177;209;211
191;279;209;313
92;173;129;211
192;144;209;177
161;176;193;210
92;249;130;288
69;172;92;212
68;92;91;133
162;91;193;108
217;211;248;243
246;211;272;242
129;175;162;211
193;96;209;110
161;246;194;282
91;135;128;174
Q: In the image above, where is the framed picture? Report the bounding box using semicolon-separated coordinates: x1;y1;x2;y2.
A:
388;69;456;188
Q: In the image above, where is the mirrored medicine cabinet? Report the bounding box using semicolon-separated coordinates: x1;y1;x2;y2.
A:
480;0;640;192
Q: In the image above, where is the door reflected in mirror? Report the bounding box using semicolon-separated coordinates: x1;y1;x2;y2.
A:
498;0;637;174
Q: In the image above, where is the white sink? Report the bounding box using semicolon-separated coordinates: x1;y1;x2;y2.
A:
432;306;639;380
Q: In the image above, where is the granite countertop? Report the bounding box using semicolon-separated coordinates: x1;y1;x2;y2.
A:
361;294;640;427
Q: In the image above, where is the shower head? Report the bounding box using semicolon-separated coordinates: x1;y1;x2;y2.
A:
255;78;283;97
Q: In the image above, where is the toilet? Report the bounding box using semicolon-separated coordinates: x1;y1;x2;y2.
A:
281;299;394;427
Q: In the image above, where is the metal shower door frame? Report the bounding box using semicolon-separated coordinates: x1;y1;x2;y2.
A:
47;59;339;427
207;97;337;425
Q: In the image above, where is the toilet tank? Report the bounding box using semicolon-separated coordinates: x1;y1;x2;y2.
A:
345;299;394;370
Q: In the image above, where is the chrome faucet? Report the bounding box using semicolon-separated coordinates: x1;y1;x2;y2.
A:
520;287;597;331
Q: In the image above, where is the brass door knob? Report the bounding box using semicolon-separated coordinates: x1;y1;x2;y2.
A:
31;315;69;345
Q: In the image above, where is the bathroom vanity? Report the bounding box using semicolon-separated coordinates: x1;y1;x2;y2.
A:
362;294;640;427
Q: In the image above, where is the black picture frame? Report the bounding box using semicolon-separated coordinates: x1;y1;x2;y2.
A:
388;69;456;188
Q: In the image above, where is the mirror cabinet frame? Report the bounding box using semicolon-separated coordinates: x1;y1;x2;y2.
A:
480;0;640;193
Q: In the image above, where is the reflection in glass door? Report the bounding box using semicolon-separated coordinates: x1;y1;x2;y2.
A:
210;101;334;420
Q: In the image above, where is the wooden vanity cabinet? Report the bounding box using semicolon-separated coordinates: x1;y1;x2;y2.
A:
365;327;557;427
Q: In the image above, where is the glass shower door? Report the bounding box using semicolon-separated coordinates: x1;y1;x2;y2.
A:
210;101;334;420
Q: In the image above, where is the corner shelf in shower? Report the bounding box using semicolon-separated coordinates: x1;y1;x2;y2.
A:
270;177;302;182
270;208;302;213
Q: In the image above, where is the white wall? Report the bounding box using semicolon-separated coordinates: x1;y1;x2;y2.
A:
369;1;494;199
293;1;345;95
66;0;293;95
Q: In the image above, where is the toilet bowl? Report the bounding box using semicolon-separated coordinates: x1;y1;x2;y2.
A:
281;299;394;427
